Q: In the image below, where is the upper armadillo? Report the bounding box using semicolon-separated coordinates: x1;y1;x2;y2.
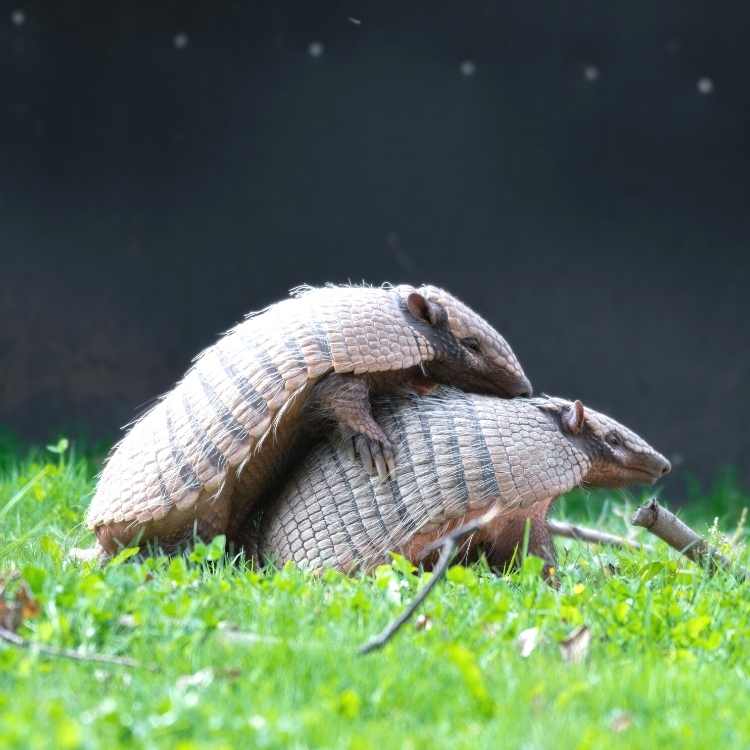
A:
257;387;671;572
84;284;533;557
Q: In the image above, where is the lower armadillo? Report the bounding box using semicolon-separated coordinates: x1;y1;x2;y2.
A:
79;284;532;560
256;387;670;572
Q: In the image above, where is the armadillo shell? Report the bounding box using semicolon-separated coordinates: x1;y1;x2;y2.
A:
86;285;435;529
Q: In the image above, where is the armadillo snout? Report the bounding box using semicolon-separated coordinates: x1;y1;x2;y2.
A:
500;373;533;398
513;376;533;398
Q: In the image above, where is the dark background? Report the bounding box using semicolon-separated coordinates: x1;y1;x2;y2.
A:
1;1;748;490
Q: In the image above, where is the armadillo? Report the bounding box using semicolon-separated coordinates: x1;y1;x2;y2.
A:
82;284;533;558
256;387;671;572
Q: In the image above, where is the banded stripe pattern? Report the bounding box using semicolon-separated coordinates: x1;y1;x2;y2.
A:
258;388;591;572
86;285;438;528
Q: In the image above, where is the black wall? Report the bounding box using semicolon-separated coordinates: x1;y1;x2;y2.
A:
1;1;748;489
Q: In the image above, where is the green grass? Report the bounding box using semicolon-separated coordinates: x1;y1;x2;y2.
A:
1;442;750;749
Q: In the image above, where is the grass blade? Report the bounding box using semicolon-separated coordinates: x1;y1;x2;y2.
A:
0;466;49;521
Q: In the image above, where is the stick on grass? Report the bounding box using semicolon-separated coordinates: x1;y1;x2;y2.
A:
631;498;749;580
0;626;148;669
359;505;502;655
548;519;649;550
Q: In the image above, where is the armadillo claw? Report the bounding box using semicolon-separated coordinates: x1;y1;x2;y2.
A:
382;442;397;479
354;434;395;481
342;433;357;464
354;434;375;475
373;450;388;481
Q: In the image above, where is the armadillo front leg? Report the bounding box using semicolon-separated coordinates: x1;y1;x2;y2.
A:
312;373;396;480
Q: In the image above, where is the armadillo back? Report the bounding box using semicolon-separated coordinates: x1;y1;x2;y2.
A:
258;388;586;571
85;286;429;532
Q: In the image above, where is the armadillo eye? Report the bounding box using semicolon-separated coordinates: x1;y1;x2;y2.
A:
461;336;481;354
605;432;621;447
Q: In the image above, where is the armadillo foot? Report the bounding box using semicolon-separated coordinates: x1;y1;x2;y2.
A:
352;433;396;480
313;372;397;481
468;499;558;579
68;542;111;565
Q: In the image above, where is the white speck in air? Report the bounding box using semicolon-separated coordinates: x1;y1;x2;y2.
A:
308;41;324;58
348;17;362;26
173;32;189;50
11;9;25;26
583;64;600;82
460;60;476;77
696;77;714;95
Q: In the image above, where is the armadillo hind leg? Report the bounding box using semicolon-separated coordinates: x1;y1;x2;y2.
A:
226;516;262;564
311;373;395;480
474;499;558;577
155;490;234;552
194;490;233;542
522;520;557;582
91;488;234;557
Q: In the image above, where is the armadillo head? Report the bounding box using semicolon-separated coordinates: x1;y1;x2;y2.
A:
397;285;533;398
544;397;671;487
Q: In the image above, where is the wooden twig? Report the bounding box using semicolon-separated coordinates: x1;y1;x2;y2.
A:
360;498;749;654
631;498;749;579
548;520;649;550
359;505;502;655
0;626;147;669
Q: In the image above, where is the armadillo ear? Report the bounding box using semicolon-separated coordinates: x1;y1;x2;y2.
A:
406;292;446;327
562;400;585;435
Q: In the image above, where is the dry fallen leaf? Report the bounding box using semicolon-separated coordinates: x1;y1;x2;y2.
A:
605;563;620;577
559;626;591;664
415;614;432;631
176;668;214;690
483;622;501;638
216;622;281;646
0;575;40;632
516;627;541;658
610;710;633;733
216;667;243;681
16;585;40;621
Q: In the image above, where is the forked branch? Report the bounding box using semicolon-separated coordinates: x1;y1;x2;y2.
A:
631;498;749;579
360;498;750;655
0;626;147;669
360;509;651;654
359;505;502;654
548;519;648;550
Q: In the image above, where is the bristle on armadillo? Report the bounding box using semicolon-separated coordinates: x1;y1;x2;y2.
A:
257;386;668;572
86;285;432;528
258;388;587;571
85;283;535;556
